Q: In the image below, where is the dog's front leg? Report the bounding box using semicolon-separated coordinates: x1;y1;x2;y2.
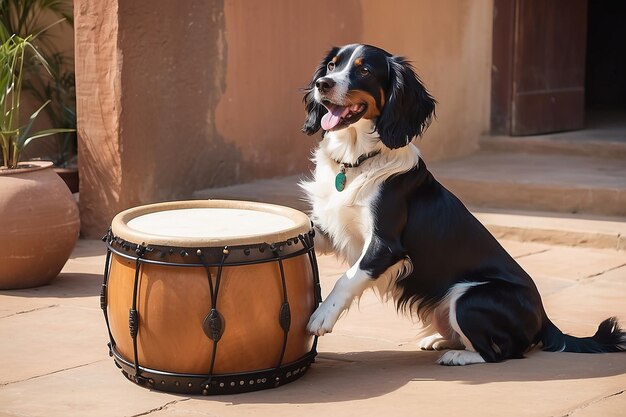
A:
307;235;410;336
306;254;372;336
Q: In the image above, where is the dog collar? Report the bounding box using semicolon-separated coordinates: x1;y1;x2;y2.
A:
334;150;381;192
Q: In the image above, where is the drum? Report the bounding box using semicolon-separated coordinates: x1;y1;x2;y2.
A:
100;200;320;395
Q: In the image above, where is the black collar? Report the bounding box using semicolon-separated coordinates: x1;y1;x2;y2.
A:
334;150;381;168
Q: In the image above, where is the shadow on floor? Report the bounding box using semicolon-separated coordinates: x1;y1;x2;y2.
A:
193;349;626;404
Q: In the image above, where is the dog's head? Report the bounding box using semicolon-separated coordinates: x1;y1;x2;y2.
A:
302;44;436;149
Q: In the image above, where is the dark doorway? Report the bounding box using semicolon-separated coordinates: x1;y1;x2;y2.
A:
492;0;626;137
585;0;626;131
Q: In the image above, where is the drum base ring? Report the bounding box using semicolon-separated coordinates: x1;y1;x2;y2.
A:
111;345;317;395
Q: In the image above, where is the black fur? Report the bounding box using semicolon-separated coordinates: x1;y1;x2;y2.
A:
301;45;436;146
376;57;436;149
302;47;339;135
303;43;625;363
360;160;625;361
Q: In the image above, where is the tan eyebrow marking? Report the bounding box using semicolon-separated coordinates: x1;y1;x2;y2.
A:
355;58;363;66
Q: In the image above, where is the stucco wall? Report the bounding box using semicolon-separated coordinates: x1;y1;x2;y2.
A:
215;0;492;176
75;0;493;237
360;0;493;161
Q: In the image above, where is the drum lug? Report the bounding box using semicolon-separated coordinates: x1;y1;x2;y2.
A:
99;284;107;311
279;302;291;332
202;308;224;342
129;309;139;338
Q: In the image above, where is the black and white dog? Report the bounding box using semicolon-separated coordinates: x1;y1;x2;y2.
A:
300;43;625;365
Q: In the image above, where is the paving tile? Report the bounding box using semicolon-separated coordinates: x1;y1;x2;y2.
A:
562;391;626;417
2;239;626;417
144;352;626;417
498;240;553;258
533;275;578;297
0;240;105;317
543;279;626;329
516;246;626;281
591;265;626;285
0;305;109;384
0;361;182;417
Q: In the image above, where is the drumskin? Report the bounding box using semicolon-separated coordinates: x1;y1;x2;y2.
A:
300;43;626;365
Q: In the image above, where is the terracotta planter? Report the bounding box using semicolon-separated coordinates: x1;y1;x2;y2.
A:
0;161;80;289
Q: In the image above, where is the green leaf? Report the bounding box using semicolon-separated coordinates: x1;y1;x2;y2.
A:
16;99;51;148
21;127;75;149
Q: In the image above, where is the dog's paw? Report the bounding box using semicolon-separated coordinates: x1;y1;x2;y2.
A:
418;334;449;350
436;350;485;366
418;334;464;351
307;300;342;336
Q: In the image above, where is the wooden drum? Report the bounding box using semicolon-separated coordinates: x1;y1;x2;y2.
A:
101;200;320;394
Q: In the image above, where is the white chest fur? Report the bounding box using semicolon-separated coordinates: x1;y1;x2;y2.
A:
300;119;420;265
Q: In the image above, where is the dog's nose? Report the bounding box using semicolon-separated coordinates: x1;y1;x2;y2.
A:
315;77;335;93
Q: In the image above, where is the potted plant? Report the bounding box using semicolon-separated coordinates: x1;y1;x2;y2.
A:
0;29;79;289
25;53;78;191
1;0;78;192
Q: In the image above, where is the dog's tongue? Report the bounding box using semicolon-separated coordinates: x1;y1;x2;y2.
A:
321;104;350;131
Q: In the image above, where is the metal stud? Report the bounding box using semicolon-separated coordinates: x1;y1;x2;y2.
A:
223;247;230;255
188;383;192;388
219;382;224;387
230;381;235;387
196;249;202;256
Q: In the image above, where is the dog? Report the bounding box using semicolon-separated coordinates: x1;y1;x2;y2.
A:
299;43;625;365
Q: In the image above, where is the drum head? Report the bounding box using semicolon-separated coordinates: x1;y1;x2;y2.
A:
111;200;312;247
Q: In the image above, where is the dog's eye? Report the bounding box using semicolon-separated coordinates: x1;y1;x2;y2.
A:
359;67;370;77
327;62;335;72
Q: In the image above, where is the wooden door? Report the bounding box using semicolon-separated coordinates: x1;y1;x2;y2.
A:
491;0;588;135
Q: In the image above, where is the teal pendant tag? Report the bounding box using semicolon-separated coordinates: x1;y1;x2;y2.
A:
335;171;346;192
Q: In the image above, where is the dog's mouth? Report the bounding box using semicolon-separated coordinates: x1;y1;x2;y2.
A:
320;100;367;131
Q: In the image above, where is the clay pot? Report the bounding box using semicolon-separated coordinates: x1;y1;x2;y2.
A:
0;161;80;289
54;166;80;194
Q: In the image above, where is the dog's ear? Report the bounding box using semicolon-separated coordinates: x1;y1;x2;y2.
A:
302;47;339;136
376;56;436;149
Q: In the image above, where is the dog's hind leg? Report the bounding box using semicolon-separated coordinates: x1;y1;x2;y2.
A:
437;281;543;366
417;309;464;351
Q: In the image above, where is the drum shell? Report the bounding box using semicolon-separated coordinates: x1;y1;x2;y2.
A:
106;250;315;375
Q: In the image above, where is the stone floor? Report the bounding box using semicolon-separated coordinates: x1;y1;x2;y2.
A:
1;236;625;417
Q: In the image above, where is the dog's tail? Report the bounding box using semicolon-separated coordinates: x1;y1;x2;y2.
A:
541;317;626;353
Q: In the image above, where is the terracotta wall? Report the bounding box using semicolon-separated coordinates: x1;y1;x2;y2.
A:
216;0;492;177
360;1;493;161
75;0;493;237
